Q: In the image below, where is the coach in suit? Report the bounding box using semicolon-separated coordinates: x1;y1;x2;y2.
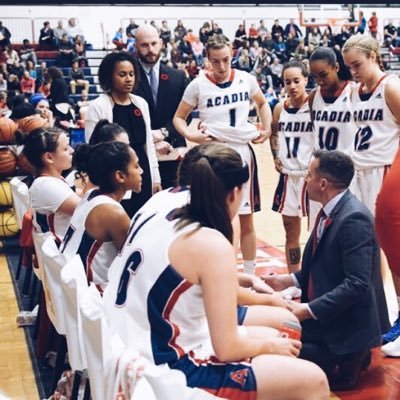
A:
134;24;191;188
264;149;389;391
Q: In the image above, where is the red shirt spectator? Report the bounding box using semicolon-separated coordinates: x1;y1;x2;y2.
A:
20;70;35;95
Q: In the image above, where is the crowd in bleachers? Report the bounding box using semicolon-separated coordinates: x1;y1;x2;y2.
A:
0;11;399;127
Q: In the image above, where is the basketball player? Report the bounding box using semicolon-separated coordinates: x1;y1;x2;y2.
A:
270;60;314;273
138;143;298;330
342;34;400;345
103;144;329;400
308;46;356;230
60;141;142;291
16;127;80;243
173;34;272;275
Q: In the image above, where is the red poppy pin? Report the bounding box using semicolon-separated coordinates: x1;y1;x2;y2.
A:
324;217;333;229
133;109;142;117
160;73;169;81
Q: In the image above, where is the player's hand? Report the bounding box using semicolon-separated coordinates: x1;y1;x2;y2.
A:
152;183;162;194
260;273;292;291
265;292;291;309
251;276;275;294
155;140;173;155
266;337;302;357
274;157;283;173
252;124;271;144
186;131;213;144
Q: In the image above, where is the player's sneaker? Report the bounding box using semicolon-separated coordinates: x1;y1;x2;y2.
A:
382;313;400;344
382;335;400;357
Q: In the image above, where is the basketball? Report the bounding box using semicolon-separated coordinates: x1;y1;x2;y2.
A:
0;148;17;176
0;209;19;237
0;181;13;207
18;115;48;134
0;117;18;144
17;152;35;175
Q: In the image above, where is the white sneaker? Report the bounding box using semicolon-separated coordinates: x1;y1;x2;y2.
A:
381;335;400;357
279;286;302;300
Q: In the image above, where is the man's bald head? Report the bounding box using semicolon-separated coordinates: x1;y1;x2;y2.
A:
135;24;163;65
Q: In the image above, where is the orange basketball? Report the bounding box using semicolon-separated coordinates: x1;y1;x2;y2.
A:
18;115;48;134
0;117;18;144
17;152;35;175
0;148;17;176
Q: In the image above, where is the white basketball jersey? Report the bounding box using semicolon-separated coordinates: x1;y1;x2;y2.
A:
182;69;260;144
312;82;357;156
138;186;190;215
103;209;214;365
351;74;400;168
60;190;123;290
278;101;315;171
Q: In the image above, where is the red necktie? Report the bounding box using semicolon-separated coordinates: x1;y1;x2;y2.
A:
308;209;326;300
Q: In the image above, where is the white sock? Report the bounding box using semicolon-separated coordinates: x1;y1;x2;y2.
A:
243;260;256;275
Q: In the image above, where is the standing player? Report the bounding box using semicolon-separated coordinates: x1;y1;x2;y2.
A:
173;34;272;275
270;60;315;273
308;47;356;230
342;34;400;344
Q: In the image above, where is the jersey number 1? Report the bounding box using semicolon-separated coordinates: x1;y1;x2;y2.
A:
229;108;236;127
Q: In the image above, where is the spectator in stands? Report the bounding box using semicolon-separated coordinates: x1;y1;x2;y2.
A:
237;48;252;72
251;65;267;91
211;22;223;36
191;36;204;66
270;57;283;89
185;59;199;80
19;69;35;96
264;86;279;110
199;21;212;45
284;18;303;39
53;20;67;48
334;26;350;48
174;19;187;42
170;41;182;67
305;20;322;46
39;21;55;50
8;60;24;78
184;29;197;45
319;34;332;48
4;45;19;72
112;27;125;50
76;89;90;120
19;39;37;67
73;34;87;66
384;19;397;47
261;31;276;60
66;17;84;43
274;36;288;62
0;21;11;50
308;27;322;48
35;61;47;91
177;37;193;64
160;40;171;65
234;23;247;49
47;66;74;122
6;74;19;95
258;19;269;37
357;11;367;34
69;59;89;95
0;73;6;91
0;90;9;116
125;18;139;39
159;20;171;44
249;40;262;66
29;92;54;127
56;33;75;68
150;20;159;33
248;23;259;46
368;12;378;39
285;33;299;59
25;59;37;79
294;39;307;60
272;19;285;42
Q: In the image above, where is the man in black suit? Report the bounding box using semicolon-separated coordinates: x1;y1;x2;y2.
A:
134;24;191;188
264;150;389;391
